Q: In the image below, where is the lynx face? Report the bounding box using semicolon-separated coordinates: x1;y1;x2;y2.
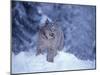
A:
42;24;56;40
36;20;64;62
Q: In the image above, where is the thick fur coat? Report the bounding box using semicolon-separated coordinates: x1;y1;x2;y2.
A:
36;20;64;62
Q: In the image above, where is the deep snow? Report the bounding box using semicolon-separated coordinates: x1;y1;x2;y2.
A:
12;48;95;74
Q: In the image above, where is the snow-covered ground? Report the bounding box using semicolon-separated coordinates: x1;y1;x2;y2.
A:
12;48;95;74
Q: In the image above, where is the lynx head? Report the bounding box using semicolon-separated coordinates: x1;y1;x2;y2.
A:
40;19;58;40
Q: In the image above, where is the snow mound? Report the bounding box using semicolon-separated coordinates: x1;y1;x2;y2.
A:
12;51;95;74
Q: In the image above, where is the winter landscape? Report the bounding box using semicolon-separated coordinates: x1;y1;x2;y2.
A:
11;1;96;74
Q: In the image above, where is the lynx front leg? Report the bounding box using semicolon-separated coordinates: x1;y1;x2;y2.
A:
36;47;44;56
47;49;57;62
47;50;54;62
36;48;41;56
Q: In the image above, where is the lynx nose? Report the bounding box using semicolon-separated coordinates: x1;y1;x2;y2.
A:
49;33;55;38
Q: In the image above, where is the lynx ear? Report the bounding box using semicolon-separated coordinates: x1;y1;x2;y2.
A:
45;19;49;25
51;19;58;26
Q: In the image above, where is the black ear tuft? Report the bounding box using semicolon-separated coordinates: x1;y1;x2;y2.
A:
45;19;49;25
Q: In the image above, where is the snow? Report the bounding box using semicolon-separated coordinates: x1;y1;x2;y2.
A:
12;48;95;74
38;7;52;25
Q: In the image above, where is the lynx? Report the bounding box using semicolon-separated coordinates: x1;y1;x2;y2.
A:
36;20;64;62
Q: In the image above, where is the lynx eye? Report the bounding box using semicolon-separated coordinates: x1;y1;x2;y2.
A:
51;26;56;31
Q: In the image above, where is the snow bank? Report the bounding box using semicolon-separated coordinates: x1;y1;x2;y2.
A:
12;50;95;74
